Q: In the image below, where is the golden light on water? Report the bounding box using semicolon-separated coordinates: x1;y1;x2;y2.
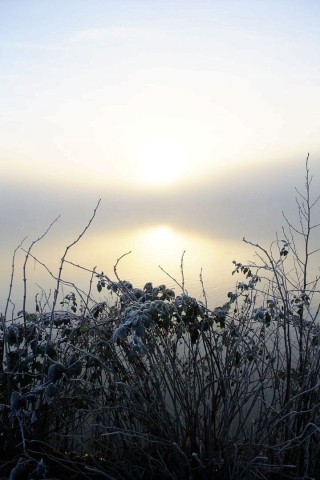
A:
57;224;253;307
139;225;180;253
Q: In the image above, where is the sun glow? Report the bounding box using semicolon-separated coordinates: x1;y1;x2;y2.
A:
135;139;189;188
143;225;174;246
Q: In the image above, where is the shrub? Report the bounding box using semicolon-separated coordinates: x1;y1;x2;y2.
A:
1;157;320;479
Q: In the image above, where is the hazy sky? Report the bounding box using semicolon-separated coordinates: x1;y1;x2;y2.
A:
1;0;320;190
1;1;320;302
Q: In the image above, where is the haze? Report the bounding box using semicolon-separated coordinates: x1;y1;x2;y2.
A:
1;1;320;308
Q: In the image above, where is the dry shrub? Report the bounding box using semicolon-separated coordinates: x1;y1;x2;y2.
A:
1;157;320;480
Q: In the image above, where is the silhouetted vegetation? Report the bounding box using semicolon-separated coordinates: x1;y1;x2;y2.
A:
1;157;320;479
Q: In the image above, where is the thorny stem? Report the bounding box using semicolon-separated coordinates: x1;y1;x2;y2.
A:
199;267;208;310
158;264;184;291
42;199;101;381
22;216;60;331
180;250;186;294
50;200;101;325
302;153;311;290
242;238;293;405
20;249;96;309
113;251;137;301
4;237;28;322
242;156;320;419
158;250;187;293
2;237;28;384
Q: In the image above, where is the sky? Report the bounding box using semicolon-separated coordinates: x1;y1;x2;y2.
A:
1;1;320;307
1;0;320;191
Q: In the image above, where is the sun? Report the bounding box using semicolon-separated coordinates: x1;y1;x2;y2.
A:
135;139;188;188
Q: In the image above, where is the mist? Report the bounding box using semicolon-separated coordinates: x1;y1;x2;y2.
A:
2;154;317;249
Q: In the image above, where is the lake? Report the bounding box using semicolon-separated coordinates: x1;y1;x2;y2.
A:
1;223;254;314
1;158;320;315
